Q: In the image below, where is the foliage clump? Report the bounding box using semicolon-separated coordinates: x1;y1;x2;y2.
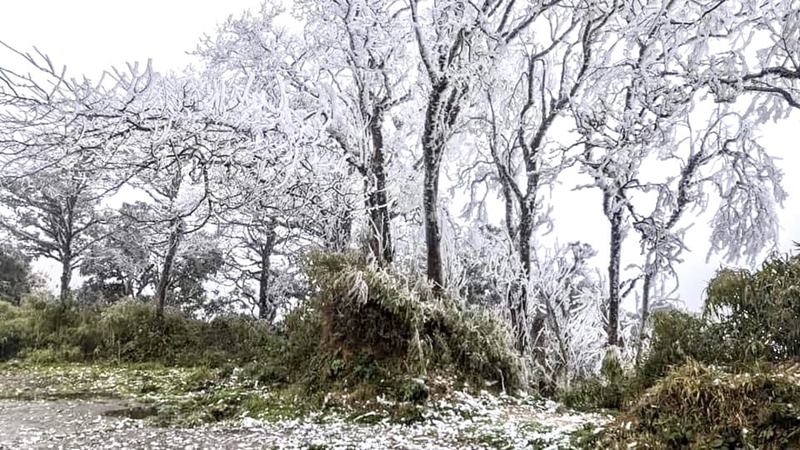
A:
0;251;523;410
559;348;628;411
705;254;800;361
635;309;728;388
299;252;522;393
0;244;37;305
0;295;277;366
634;254;800;390
603;360;800;449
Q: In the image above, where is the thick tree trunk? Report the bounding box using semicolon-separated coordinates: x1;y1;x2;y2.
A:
367;111;393;267
257;226;277;322
606;206;624;347
124;279;134;299
508;284;530;353
155;219;184;320
421;85;447;297
59;257;72;303
330;208;352;252
513;204;534;352
420;78;466;297
423;163;444;296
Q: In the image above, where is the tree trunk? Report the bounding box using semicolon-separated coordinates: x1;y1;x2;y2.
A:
423;160;444;296
155;219;184;320
420;82;454;297
635;270;653;364
606;205;624;347
513;203;534;352
257;226;277;322
59;258;72;303
367;110;393;266
329;208;352;252
125;279;134;299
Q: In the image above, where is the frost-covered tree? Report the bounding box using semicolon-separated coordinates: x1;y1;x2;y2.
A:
472;1;614;351
0;45;139;302
298;0;412;266
629;109;785;361
409;0;558;296
96;65;290;317
529;242;604;387
81;202;224;311
217;176;340;321
199;2;412;267
0;168;108;302
570;0;711;347
571;0;799;349
79;205;156;303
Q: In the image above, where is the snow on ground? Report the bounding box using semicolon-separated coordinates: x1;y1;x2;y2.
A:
0;365;610;449
0;393;609;449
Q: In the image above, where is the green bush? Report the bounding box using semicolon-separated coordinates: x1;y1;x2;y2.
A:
705;254;800;361
0;301;24;360
302;251;522;393
635;309;727;388
22;346;83;364
603;361;800;449
98;300;200;362
424;300;522;390
635;254;800;392
0;296;279;366
591;253;800;446
0;251;523;404
559;348;628;411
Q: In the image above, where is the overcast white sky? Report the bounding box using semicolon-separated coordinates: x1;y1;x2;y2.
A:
1;1;798;310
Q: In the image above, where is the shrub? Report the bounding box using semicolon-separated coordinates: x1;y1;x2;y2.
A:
705;254;800;361
0;252;523;403
98;300;200;362
22;346;83;364
635;309;726;388
0;296;279;366
424;300;522;390
0;244;36;305
603;360;800;449
275;300;323;384
559;348;629;411
635;254;800;392
0;301;23;360
302;251;522;393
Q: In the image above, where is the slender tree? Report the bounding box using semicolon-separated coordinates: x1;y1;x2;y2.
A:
409;0;559;296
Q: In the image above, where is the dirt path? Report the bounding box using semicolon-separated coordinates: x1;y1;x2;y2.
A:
0;398;464;449
0;365;609;449
0;397;608;449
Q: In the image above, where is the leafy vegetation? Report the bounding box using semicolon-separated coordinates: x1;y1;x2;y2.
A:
2;247;799;449
558;349;628;412
301;252;523;394
588;253;800;447
0;252;523;416
0;244;37;305
0;296;278;366
705;254;800;361
602;361;800;449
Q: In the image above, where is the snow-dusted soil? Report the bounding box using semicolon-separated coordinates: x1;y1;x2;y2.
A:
0;365;611;449
0;396;608;449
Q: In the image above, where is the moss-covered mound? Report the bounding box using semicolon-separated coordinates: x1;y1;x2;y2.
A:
602;360;800;449
301;252;522;393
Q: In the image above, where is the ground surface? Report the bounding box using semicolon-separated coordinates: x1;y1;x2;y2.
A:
0;364;610;449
